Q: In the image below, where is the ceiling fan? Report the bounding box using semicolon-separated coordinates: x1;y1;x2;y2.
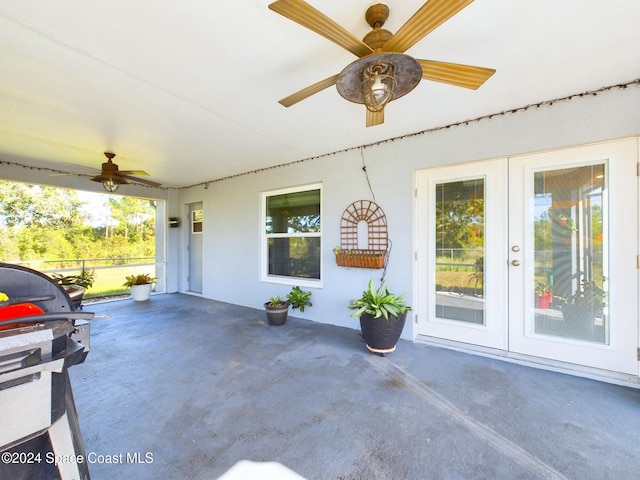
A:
269;0;496;127
52;152;161;192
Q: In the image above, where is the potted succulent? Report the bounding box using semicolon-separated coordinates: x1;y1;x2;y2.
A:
348;279;412;356
535;282;553;309
264;286;313;326
264;295;289;326
123;273;157;302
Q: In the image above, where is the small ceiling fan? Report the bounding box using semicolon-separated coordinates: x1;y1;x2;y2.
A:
52;152;161;192
269;0;496;127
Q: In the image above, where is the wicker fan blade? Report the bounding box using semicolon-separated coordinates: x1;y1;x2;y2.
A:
118;170;149;176
383;0;474;53
269;0;372;58
366;109;384;128
418;59;495;89
120;175;161;188
279;74;340;107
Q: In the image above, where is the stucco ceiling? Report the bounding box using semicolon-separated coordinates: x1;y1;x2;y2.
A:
1;0;639;189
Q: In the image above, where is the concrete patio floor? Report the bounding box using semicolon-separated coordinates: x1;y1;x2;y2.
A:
70;294;640;480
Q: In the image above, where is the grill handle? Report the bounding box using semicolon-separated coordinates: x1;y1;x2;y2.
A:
0;311;94;328
0;295;56;306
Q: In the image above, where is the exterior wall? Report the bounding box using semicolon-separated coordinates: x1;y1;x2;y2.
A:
173;85;640;339
2;85;637;342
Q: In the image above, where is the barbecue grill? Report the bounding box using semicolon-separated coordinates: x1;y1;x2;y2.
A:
0;263;93;480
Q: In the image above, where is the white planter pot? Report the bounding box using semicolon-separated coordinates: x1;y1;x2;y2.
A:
130;284;152;302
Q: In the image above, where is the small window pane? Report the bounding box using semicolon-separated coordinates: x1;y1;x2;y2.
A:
266;189;320;234
268;237;320;279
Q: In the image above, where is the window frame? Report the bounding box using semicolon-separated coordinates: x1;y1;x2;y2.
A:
261;183;322;288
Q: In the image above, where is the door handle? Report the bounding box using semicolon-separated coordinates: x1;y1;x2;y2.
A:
511;260;521;266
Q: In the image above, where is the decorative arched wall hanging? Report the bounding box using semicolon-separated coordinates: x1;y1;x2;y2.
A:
334;200;388;269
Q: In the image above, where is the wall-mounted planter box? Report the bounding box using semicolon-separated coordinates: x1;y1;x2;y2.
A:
336;200;389;269
334;249;386;269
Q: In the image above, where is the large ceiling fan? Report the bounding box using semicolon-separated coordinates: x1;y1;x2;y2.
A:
52;152;161;192
269;0;496;127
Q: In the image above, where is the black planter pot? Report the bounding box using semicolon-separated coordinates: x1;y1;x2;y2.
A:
264;302;289;326
359;312;407;355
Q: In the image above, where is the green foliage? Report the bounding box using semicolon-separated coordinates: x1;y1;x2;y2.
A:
0;181;155;269
266;295;287;307
435;187;484;258
349;279;411;320
535;282;552;294
123;273;157;287
286;286;312;312
52;269;96;289
0;182;83;229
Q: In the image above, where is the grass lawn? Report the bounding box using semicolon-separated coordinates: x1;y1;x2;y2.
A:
76;265;156;299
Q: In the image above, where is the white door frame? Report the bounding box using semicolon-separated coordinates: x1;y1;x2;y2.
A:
415;138;639;377
508;139;639;375
415;158;508;351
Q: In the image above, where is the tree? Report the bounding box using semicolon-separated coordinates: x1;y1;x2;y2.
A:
0;182;83;229
0;181;155;265
108;196;155;241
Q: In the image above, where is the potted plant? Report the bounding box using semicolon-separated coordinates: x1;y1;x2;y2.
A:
52;269;95;310
123;273;157;302
561;280;605;325
264;295;289;326
535;282;553;309
348;279;412;356
286;286;313;313
264;286;313;326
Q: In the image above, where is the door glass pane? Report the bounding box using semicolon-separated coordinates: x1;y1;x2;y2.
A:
435;178;485;324
532;164;608;344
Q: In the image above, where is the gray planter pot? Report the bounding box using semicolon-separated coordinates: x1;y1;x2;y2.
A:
360;312;407;355
264;302;289;326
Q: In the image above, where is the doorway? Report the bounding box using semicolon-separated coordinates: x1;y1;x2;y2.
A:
416;139;638;375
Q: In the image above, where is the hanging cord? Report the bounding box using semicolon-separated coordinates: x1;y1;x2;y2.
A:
359;148;392;283
360;148;376;204
380;238;392;283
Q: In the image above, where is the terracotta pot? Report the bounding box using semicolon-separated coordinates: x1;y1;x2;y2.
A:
536;292;552;309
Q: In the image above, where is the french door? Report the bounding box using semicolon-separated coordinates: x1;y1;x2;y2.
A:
416;139;639;375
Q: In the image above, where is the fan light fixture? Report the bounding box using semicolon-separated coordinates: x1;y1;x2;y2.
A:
361;61;396;112
102;178;119;193
269;0;497;127
89;172;131;193
336;52;423;110
89;152;133;192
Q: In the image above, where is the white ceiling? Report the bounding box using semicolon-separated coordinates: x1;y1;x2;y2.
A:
1;0;639;189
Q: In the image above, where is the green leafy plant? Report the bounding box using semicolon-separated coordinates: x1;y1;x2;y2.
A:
535;282;552;295
266;295;287;307
286;286;312;312
349;279;411;320
52;269;96;289
123;273;157;287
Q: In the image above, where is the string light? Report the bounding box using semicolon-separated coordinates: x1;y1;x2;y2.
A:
3;79;638;191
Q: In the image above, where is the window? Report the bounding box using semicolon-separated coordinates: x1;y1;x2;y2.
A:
262;184;321;285
191;209;203;234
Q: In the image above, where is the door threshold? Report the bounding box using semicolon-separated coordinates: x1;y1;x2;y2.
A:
183;290;202;297
415;335;640;389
